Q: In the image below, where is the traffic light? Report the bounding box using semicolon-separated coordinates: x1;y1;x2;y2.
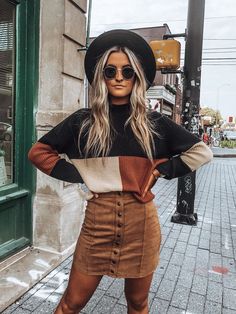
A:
150;39;181;70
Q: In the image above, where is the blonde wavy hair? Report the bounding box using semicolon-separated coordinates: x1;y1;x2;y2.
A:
79;46;157;160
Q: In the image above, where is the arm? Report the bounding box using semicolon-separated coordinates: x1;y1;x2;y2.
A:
156;115;213;179
28;111;86;183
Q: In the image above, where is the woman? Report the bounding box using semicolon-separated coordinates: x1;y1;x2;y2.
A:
28;29;213;314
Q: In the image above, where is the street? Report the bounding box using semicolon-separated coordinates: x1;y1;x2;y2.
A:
3;156;236;314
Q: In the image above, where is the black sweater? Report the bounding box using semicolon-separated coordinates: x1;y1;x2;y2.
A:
28;104;213;202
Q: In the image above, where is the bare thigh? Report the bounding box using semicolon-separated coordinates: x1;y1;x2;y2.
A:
125;273;154;308
55;264;102;313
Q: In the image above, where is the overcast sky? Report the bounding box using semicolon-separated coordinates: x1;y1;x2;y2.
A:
90;0;236;119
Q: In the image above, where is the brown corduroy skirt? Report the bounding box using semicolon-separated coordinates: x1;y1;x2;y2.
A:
72;191;161;278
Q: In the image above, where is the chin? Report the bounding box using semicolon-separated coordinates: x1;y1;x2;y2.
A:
111;89;130;96
113;93;129;98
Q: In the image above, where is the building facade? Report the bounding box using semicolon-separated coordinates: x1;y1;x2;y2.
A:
0;0;87;310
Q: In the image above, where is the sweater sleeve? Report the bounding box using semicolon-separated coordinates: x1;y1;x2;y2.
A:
156;115;213;179
28;110;87;183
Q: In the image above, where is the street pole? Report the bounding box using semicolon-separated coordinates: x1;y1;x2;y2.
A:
171;0;205;225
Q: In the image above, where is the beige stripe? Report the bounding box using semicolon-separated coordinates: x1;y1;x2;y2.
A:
180;141;213;171
71;157;122;192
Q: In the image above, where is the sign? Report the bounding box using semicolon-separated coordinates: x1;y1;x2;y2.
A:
150;39;181;70
147;86;175;105
228;116;235;123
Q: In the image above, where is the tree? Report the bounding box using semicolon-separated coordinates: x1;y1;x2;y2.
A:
200;107;223;127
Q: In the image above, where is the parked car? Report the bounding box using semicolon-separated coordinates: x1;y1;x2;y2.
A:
223;130;236;141
0;122;12;141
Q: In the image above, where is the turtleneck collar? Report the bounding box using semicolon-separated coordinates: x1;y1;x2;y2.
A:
109;103;131;113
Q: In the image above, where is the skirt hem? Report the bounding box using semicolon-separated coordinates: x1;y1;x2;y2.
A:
72;259;160;279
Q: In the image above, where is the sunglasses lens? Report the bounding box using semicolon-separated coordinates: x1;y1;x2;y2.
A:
104;66;116;79
103;66;135;80
122;67;135;79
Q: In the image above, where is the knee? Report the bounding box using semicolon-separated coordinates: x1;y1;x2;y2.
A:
126;294;148;311
61;294;87;314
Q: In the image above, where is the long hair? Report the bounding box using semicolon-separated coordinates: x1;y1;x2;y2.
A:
79;46;157;160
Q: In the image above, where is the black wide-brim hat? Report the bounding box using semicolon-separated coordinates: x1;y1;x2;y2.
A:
84;29;156;89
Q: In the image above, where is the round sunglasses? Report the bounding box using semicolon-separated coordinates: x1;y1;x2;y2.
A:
103;65;135;80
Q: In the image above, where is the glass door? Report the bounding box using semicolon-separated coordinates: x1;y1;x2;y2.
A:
0;0;39;260
0;0;14;187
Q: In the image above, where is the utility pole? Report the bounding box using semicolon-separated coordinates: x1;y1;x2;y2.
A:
171;0;205;225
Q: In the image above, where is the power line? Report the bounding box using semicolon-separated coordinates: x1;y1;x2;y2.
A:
183;49;236;55
143;35;236;40
203;47;236;50
203;51;236;53
141;35;236;41
204;15;236;19
181;57;236;60
204;39;236;41
202;63;236;65
203;57;236;60
182;51;236;54
92;15;236;26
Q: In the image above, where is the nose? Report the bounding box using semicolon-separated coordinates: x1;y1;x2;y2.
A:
115;69;123;81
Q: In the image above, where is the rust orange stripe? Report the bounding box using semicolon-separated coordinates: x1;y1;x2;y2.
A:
28;142;60;175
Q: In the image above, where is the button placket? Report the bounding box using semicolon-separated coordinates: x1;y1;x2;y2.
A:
110;194;124;275
116;197;124;244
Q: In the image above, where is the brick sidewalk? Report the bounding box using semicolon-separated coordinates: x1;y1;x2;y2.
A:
3;158;236;314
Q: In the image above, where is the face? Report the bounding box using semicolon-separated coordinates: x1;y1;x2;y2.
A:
104;51;135;105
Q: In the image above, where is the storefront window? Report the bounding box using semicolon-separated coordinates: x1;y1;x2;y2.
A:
0;0;15;187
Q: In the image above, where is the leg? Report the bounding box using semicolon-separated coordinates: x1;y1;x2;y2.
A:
125;273;154;314
54;264;102;314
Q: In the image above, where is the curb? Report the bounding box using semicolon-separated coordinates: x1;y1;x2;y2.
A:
213;154;236;158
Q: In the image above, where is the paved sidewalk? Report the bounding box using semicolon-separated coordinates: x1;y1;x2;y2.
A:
3;158;236;314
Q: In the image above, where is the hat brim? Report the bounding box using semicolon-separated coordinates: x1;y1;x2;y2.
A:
84;29;156;89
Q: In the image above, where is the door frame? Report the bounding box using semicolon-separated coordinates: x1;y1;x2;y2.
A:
0;0;40;260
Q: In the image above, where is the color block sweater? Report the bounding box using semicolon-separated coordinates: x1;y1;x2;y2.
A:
28;104;213;202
